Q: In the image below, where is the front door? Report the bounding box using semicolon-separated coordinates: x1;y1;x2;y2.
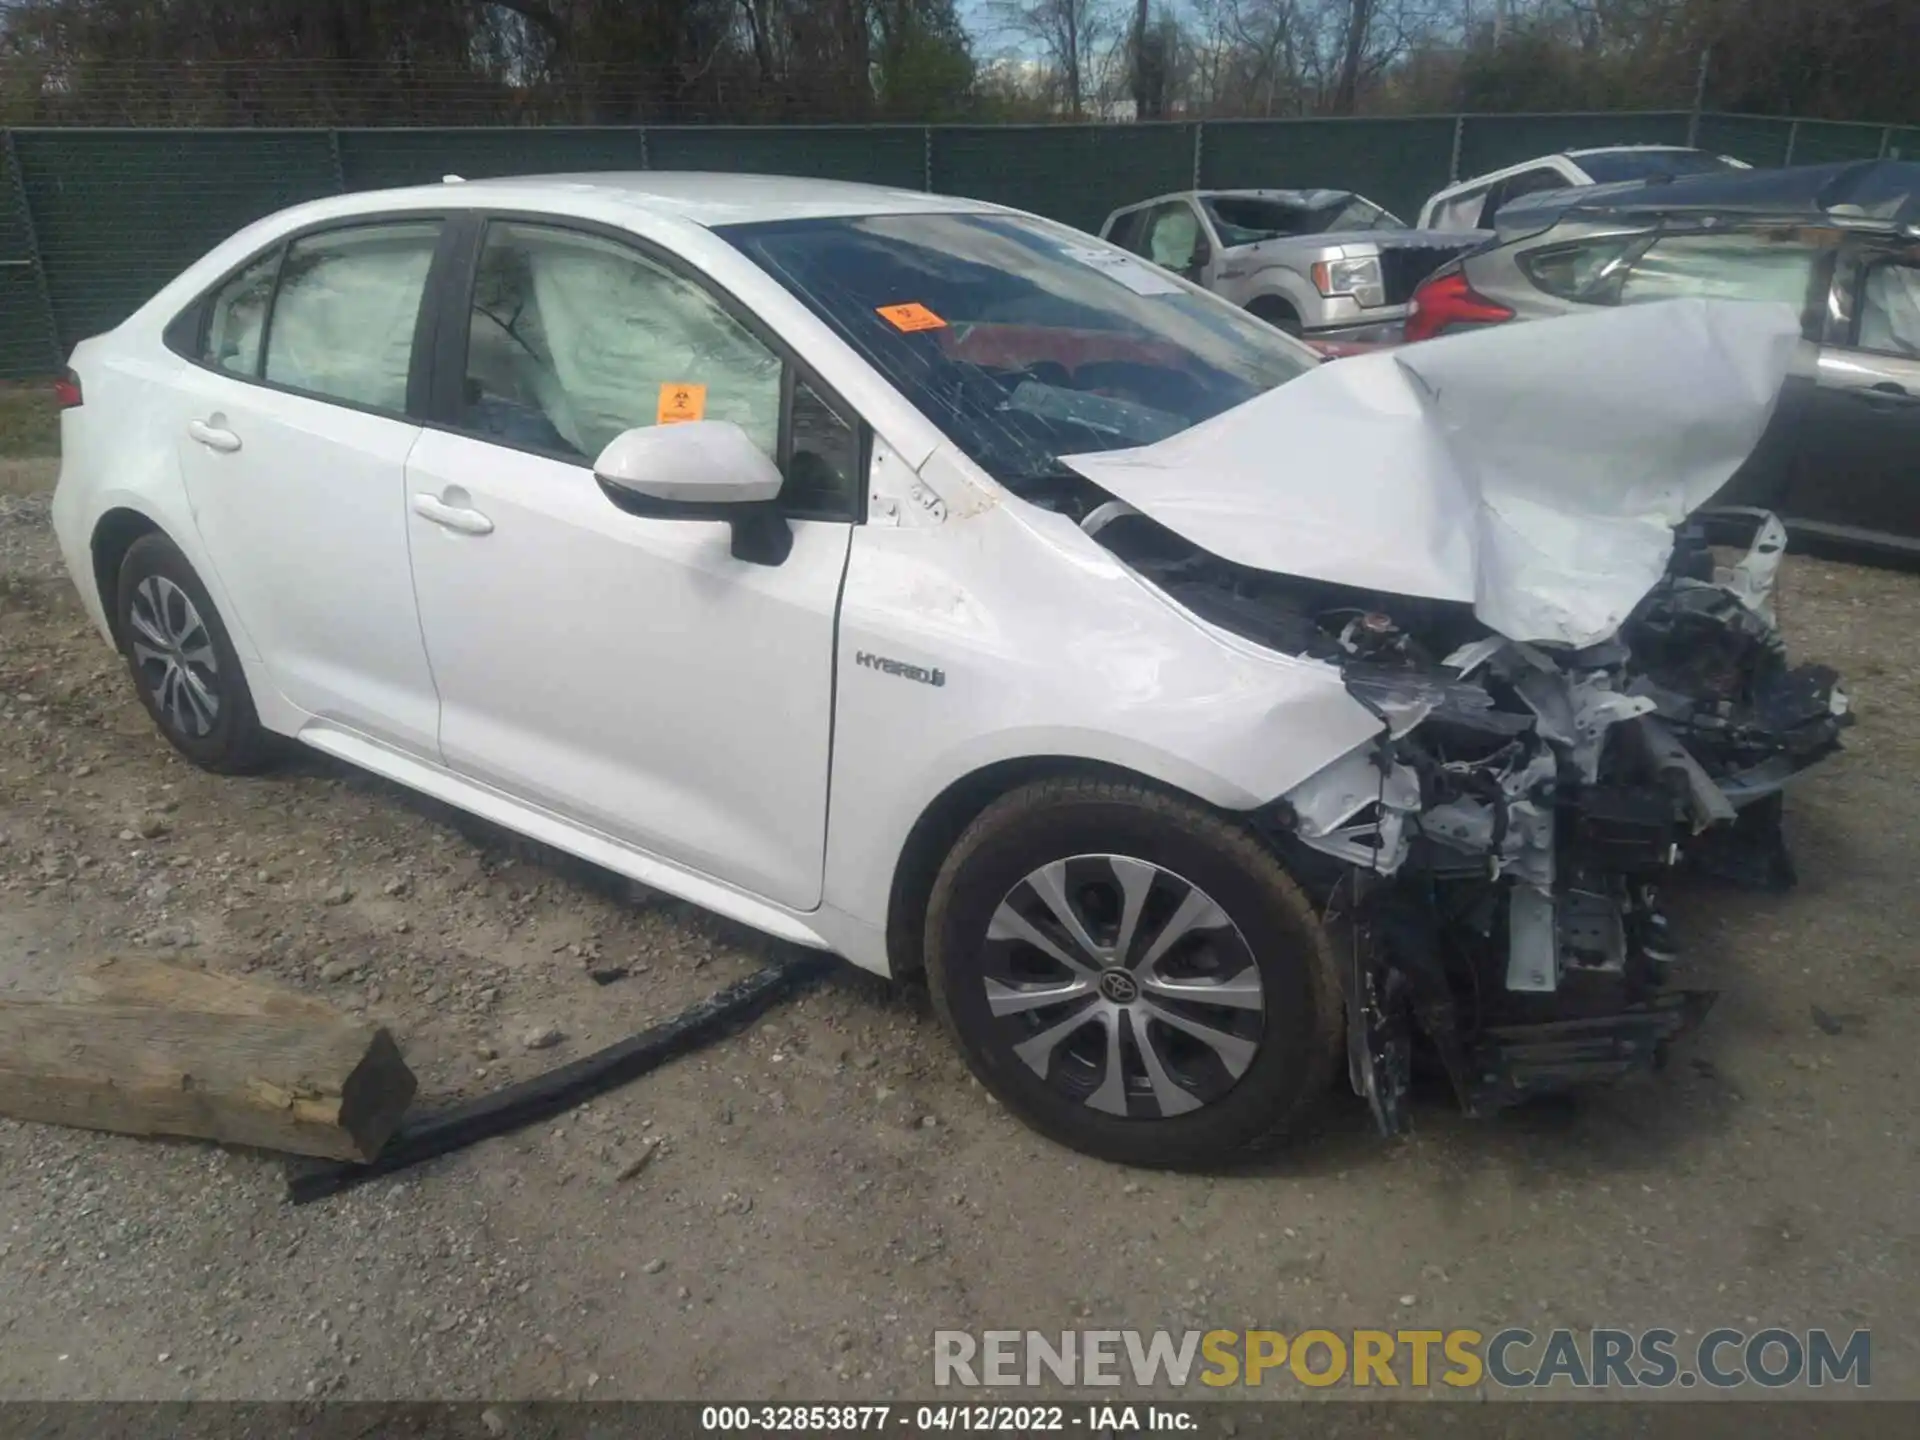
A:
403;219;863;909
173;219;445;756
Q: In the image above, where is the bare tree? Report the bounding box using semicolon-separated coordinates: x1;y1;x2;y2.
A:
991;0;1114;115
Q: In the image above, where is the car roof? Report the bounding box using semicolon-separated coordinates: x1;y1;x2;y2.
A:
1564;145;1708;158
1109;188;1361;219
1196;188;1357;205
1494;158;1920;237
299;172;1005;228
1428;147;1719;201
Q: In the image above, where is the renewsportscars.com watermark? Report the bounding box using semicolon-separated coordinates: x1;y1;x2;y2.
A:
933;1327;1872;1391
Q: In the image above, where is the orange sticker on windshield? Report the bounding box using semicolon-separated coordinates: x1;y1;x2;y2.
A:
657;383;707;424
876;302;947;333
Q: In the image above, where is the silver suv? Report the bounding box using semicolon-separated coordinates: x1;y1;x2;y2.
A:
1100;189;1483;342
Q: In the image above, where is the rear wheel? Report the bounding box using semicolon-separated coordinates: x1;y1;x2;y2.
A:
925;777;1342;1167
115;532;273;774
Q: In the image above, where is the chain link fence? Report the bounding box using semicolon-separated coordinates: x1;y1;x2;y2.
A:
4;111;1916;379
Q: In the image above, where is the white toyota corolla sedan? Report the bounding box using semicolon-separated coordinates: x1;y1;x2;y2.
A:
52;173;1846;1166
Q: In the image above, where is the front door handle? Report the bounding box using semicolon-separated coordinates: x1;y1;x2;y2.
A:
411;493;494;536
186;418;242;453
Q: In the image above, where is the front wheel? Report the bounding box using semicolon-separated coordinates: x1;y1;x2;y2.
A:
1247;297;1304;337
925;777;1343;1167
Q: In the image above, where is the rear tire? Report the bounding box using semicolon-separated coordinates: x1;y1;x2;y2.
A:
925;777;1343;1168
115;532;274;774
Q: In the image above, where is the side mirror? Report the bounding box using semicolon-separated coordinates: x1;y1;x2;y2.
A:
593;420;792;566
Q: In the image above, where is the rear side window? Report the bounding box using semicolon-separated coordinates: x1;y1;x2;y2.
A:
261;221;443;411
201;251;279;377
1479;167;1571;229
1618;231;1821;314
1430;187;1489;231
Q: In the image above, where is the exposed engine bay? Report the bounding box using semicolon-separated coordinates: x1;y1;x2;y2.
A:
1038;472;1850;1132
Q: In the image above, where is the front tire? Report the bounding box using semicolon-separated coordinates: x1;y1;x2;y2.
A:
925;777;1342;1168
1248;296;1304;337
115;532;273;774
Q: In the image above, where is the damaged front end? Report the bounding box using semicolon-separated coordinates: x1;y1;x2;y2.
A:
1075;495;1850;1133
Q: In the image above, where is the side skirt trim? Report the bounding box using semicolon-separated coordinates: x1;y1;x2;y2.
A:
296;721;833;952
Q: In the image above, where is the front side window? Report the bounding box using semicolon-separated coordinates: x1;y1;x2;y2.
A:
1618;231;1821;314
1142;202;1204;271
786;375;864;516
262;221;442;411
201;251;279;377
461;223;861;518
1857;258;1920;358
462;222;783;464
719;211;1315;493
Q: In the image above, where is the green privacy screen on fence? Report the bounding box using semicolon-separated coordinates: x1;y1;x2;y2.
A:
1199;117;1459;221
932;123;1197;233
2;111;1914;378
11;130;340;358
0;134;56;381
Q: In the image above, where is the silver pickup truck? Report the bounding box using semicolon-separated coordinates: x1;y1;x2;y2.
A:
1100;188;1486;342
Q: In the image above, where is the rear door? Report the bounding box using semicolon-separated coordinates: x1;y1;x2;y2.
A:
170;217;449;756
1784;239;1920;548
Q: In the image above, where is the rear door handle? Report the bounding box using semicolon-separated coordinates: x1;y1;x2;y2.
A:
186;418;242;453
411;493;494;536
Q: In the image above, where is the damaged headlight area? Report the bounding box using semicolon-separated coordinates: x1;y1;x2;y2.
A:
1076;492;1851;1135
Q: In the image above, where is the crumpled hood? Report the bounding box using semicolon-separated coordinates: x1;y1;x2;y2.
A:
1060;298;1801;647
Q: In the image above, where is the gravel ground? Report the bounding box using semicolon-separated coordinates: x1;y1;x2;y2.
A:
1;454;1916;1402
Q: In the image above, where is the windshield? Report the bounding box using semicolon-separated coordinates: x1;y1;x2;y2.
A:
1203;193;1405;245
1576;150;1745;184
719;212;1314;489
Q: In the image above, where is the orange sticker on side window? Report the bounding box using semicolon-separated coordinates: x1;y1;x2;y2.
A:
876;302;947;333
657;383;707;424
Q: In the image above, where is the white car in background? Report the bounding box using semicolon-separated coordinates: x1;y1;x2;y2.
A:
1418;145;1753;232
51;174;1845;1165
